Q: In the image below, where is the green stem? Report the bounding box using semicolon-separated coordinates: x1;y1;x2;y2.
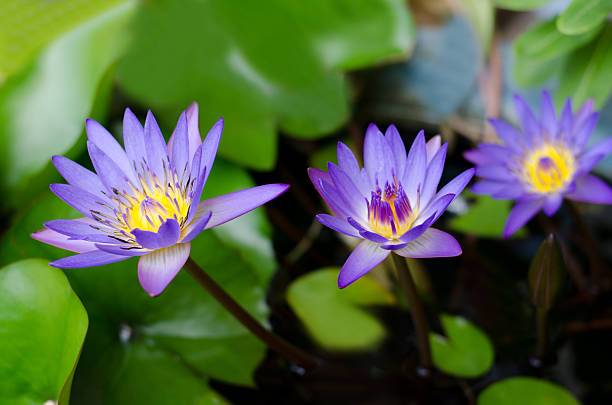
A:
183;257;320;370
392;254;433;371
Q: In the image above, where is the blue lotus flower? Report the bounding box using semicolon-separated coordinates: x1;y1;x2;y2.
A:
309;124;474;288
465;91;612;238
32;103;288;296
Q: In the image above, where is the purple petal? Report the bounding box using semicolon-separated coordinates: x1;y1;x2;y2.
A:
543;194;563;216
52;156;106;199
364;123;393;183
394;228;462;258
385;125;407;175
49;249;129;269
337;142;369;196
425;135;442;164
566;174;612;204
31;228;96;253
420;143;448;205
513;94;540;141
144;110;170;180
463;149;495;166
316;214;360;238
359;230;389;244
138;242;191;296
123;108;147;166
85;118;137;184
200;184;290;229
347;216;367;233
87;141;130;193
503;198;544;238
95;243;148;257
471;179;506;196
419;193;455;224
577;138;612;177
488;119;526;152
328;162;368;216
50;183;112;220
399;214;435;242
198;117;223;187
558;99;573;140
132;218;181;250
436;168;475;203
308;167;338;214
184;145;205;224
319;179;355;219
170;111;190;175
572;112;599;151
476;165;514;181
338;240;390;288
492;183;525;200
180;210;212;243
44;218;113;242
402;130;427;205
168;102;202;164
572;99;594;133
380;242;409;251
540;90;557;138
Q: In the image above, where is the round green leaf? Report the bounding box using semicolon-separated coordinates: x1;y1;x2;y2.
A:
557;0;612;35
430;314;494;378
0;259;88;405
478;377;580;405
287;268;394;351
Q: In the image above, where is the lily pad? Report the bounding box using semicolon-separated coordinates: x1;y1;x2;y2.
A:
449;193;517;238
478;377;580;405
430;314;494;378
0;259;88;405
287;267;394;351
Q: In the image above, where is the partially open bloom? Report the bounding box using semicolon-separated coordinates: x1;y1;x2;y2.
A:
309;124;474;288
465;91;612;238
32;103;289;296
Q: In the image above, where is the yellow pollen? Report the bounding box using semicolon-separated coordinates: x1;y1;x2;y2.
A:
522;143;575;194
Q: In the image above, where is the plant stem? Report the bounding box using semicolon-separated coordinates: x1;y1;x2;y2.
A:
565;201;610;288
392;254;433;371
536;307;548;359
183;257;320;370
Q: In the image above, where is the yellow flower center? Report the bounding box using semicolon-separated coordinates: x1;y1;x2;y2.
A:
368;182;416;240
522;143;575;194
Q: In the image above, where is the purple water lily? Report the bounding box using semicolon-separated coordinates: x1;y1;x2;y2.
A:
465;91;612;238
309;124;474;288
32;103;289;296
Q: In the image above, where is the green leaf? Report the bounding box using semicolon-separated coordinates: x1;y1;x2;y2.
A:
117;0;413;170
514;18;603;61
528;234;564;310
286;267;394;351
492;0;553;10
0;259;88;405
557;0;612;35
460;0;495;53
478;377;580;405
0;1;137;207
556;24;612;108
513;53;566;87
0;0;128;79
0;162;277;394
449;193;517;238
430;314;494;378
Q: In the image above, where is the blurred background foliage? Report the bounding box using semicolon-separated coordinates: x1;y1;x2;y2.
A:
1;0;612;404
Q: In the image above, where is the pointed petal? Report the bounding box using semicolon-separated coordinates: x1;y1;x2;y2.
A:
436;168;475;203
44;218;114;242
513;94;540;141
540;90;557;138
198;117;223;187
132;218;181;250
419;193;455;224
170;111;190;175
573;112;599;151
385;125;407;174
425;135;442;164
180;210;212;243
421;143;448;205
308;167;338;214
503;199;543;238
316;214;360;238
50;249;129;269
319;179;355;219
85;118;137;184
138;243;191;296
559;99;573;140
328;162;368;216
566;174;612;204
364;123;393;183
123;107;147;166
395;228;462;258
402;130;427;205
51;156;106;199
95;243;148;257
476;165;514;181
200;184;289;229
543;194;563;216
50;183;112;220
489;119;525;152
338;240;389;288
144;110;170;179
337;142;370;196
169;103;202;164
399;214;435;242
31;228;96;253
87;141;131;193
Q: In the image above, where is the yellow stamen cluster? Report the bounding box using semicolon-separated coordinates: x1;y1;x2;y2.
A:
522;143;575;194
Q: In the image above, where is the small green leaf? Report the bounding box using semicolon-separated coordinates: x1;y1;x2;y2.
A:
478;377;580;405
557;0;612;35
0;259;88;405
449;193;518;238
430;314;494;378
513;54;566;87
514;18;603;61
460;0;495;53
492;0;553;10
556;24;612;108
527;234;564;310
287;267;394;351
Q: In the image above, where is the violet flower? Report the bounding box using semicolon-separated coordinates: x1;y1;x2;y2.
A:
32;103;288;296
309;124;474;288
465;91;612;238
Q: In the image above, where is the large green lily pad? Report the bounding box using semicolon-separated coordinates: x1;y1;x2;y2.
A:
478;377;580;405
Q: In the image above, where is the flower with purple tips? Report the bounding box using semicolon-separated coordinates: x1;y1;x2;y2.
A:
32;103;289;296
465;91;612;238
309;124;475;288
